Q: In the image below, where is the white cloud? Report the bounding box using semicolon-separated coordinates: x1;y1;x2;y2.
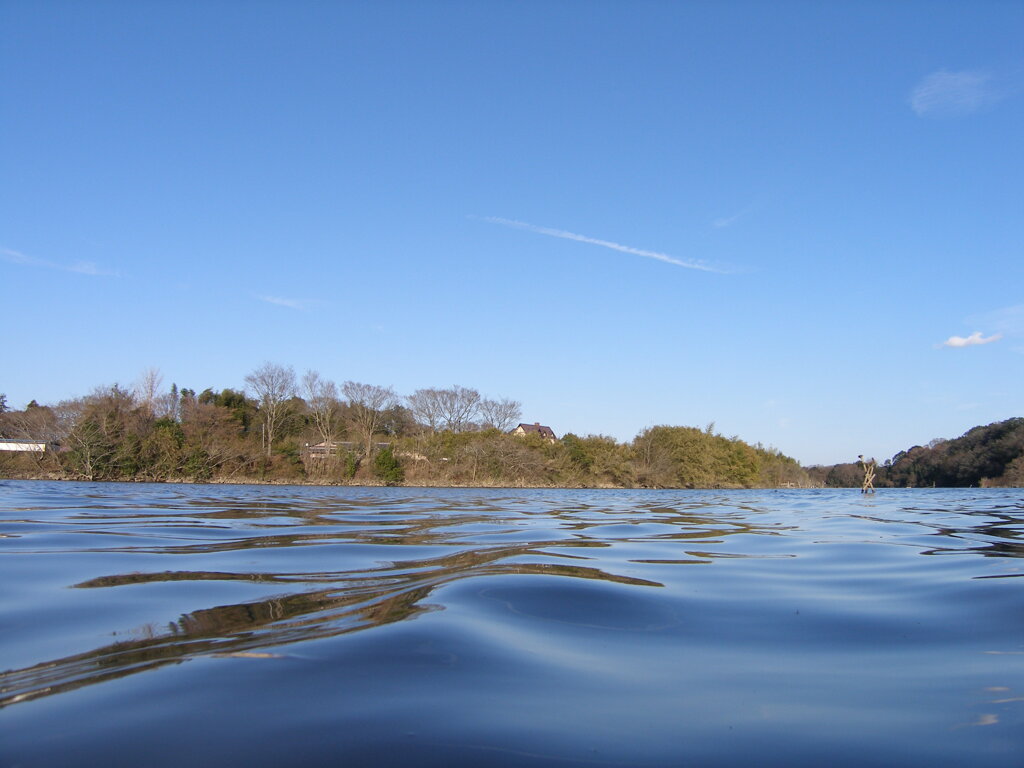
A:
256;295;310;311
910;70;999;117
942;331;1002;348
481;217;731;273
1;247;118;276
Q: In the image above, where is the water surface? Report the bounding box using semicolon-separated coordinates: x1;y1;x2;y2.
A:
2;481;1023;766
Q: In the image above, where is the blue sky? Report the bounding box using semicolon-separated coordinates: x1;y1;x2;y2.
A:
2;0;1022;465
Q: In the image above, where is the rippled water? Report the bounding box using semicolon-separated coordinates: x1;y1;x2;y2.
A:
1;480;1023;766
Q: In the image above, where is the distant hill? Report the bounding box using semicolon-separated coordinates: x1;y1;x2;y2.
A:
808;417;1024;488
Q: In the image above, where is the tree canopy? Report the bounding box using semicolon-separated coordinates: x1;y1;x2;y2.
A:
0;366;811;488
809;418;1024;488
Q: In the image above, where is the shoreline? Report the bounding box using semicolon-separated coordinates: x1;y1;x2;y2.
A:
0;473;816;491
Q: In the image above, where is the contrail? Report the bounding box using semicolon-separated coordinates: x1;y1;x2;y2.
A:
481;217;726;273
1;246;119;276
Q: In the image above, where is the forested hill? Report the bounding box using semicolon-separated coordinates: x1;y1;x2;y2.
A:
808;417;1024;488
0;377;809;488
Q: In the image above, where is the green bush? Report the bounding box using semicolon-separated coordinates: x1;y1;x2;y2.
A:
343;451;360;479
373;447;404;485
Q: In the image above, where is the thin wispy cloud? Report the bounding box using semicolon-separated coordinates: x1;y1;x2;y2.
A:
256;294;313;311
942;331;1002;348
481;217;728;273
712;200;760;229
0;248;34;266
712;213;743;229
910;70;1000;117
1;247;119;277
69;261;107;276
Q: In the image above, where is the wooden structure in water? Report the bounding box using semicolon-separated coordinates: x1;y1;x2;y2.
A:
858;455;877;494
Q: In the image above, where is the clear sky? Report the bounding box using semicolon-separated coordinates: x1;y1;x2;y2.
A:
2;0;1022;466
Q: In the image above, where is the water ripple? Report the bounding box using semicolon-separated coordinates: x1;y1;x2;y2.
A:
2;482;1024;766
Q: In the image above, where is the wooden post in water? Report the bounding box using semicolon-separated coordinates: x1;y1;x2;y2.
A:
858;455;877;494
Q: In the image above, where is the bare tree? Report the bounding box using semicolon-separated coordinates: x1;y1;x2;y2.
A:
302;370;340;446
50;398;85;444
0;401;63;471
406;388;445;432
343;381;397;458
479;397;522;432
2;403;59;443
408;385;485;433
134;368;164;417
162;383;181;421
245;362;297;456
436;385;481;433
59;386;139;480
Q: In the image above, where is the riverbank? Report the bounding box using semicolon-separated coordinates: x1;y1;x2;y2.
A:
0;468;814;490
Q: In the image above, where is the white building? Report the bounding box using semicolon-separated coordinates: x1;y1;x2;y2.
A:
0;439;47;453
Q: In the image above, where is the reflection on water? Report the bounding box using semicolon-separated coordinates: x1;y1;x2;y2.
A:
2;482;1024;766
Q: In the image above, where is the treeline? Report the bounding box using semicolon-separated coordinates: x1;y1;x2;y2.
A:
0;365;809;488
807;417;1024;488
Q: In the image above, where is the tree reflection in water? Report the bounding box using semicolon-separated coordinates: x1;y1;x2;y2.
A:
1;542;662;708
5;484;1020;716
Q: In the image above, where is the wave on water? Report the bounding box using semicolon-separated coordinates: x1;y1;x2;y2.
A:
2;482;1023;766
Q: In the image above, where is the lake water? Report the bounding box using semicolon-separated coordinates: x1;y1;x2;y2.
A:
1;480;1023;766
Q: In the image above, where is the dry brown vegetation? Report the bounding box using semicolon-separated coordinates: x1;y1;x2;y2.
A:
0;367;810;488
